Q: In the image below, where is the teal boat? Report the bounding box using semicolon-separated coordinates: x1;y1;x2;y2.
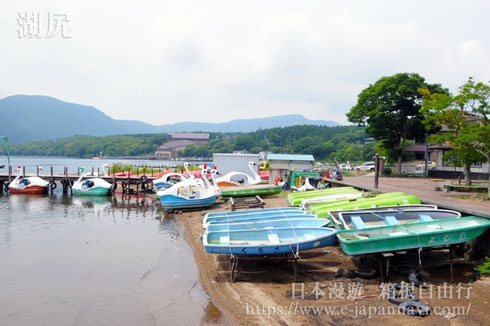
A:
220;184;282;197
337;216;490;255
333;208;461;230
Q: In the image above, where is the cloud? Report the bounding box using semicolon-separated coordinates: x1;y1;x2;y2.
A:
1;1;490;126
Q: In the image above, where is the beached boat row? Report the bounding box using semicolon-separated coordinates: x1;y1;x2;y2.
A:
200;195;490;260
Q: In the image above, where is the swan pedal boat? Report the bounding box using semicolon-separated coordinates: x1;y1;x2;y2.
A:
9;176;49;194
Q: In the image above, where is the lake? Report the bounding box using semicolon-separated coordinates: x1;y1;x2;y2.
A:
0;155;212;175
0;190;223;325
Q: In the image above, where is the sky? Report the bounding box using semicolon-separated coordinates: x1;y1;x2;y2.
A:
1;0;489;125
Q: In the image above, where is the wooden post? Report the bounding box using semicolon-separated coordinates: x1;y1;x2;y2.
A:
374;154;379;189
23;166;25;178
91;167;94;176
78;167;80;176
449;246;454;283
51;166;54;178
97;168;100;178
8;165;11;182
37;165;39;176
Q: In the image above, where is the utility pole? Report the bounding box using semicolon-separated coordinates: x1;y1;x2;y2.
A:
374;153;379;189
424;134;429;178
373;153;385;189
1;136;11;181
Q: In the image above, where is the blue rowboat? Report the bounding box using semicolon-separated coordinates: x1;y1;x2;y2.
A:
203;227;337;255
206;218;329;232
204;207;302;219
204;213;314;227
160;194;218;210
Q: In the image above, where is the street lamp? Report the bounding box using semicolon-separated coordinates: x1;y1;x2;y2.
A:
1;136;11;181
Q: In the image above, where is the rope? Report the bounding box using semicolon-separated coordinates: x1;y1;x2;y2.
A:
368;210;424;266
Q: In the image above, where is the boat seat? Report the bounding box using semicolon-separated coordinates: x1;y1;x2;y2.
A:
419;215;433;222
268;233;280;245
220;236;230;244
351;216;366;229
385;215;399;226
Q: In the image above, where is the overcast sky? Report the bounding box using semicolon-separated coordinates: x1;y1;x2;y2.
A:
1;1;489;125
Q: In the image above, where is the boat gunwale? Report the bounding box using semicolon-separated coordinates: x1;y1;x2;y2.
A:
336;216;490;244
203;227;337;248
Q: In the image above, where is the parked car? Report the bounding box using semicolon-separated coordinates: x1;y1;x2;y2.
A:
356;162;376;172
339;164;352;171
416;161;437;170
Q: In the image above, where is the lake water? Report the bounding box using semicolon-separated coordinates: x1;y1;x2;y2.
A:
0;192;224;326
0;155;212;175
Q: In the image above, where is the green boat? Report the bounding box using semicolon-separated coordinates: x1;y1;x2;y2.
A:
337;216;490;256
289;188;362;206
287;187;359;205
220;184;282;197
312;195;421;218
309;192;406;213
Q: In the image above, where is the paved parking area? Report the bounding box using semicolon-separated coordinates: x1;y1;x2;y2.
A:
342;174;490;217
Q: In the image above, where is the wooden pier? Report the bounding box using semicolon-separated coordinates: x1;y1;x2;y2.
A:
0;165;160;195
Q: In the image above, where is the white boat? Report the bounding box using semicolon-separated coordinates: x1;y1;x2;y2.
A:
9;166;49;194
215;161;261;187
159;167;220;211
72;171;113;196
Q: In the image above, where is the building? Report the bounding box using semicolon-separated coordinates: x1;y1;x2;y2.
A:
212;153;259;176
267;154;315;184
155;132;210;158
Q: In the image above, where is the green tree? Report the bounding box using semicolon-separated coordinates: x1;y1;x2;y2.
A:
420;77;490;194
347;72;448;174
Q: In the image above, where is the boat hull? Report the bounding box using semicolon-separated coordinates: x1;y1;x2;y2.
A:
206;218;329;232
72;187;111;196
160;194;218;210
204;212;312;226
204;207;301;219
9;185;48;194
312;195;421;218
220;185;282;197
337;216;490;255
204;227;337;255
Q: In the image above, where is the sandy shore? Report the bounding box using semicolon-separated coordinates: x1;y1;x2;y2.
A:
174;194;490;326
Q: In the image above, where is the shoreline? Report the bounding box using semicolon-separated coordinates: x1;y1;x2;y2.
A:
174;193;490;325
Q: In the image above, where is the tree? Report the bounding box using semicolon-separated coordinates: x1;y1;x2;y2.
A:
347;73;448;174
420;77;490;195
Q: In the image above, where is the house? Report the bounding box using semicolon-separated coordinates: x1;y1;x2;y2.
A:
155;132;210;158
267;154;315;184
404;122;489;178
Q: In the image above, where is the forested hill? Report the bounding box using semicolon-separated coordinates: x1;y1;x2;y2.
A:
2;125;376;162
0;95;339;143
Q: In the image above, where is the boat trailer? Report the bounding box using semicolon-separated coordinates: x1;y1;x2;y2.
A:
228;254;299;283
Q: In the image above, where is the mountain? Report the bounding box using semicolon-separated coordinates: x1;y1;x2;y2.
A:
0;95;340;143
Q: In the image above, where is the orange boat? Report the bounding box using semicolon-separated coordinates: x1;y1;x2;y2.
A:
9;167;49;194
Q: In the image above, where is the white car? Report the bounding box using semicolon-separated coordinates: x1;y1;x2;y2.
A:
339;164;352;171
356;162;376;172
416;161;437;170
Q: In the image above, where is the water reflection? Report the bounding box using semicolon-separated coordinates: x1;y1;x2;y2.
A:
0;193;224;326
